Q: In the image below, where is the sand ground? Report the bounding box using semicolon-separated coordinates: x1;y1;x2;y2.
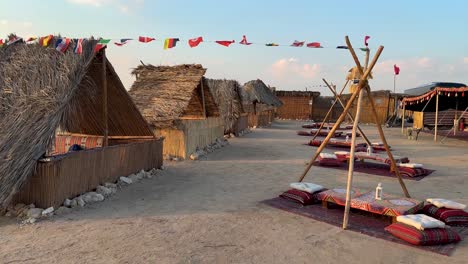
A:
0;120;467;264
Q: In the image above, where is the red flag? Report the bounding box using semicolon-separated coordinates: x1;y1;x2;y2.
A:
0;39;4;47
364;35;370;46
216;40;235;47
188;36;203;48
394;64;400;75
306;42;322;48
239;35;251;45
291;40;305;47
139;36;155;43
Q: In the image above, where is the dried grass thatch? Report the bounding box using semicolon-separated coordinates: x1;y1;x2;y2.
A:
0;38;153;207
242;79;283;107
206;79;244;134
130;64;220;128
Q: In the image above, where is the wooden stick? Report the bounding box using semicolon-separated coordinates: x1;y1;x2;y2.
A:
200;77;207;118
323;79;373;147
401;104;406;134
298;49;381;182
311;80;349;141
342;86;365;229
343;47;368;229
435;91;439;141
365;86;410;197
102;49;109;147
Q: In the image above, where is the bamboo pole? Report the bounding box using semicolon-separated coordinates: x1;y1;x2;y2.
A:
102;49;108;147
200;78;207;118
343;48;369;229
401;104;406;134
323;79;373;147
435;91;439;142
298;41;383;182
311;80;349;141
454;98;458;136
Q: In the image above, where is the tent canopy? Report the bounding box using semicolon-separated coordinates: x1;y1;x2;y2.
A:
402;84;468;112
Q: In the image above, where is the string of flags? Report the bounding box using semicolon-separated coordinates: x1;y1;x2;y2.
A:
0;34;374;55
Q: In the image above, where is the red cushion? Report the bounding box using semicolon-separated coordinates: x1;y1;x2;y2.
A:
297;131;311;136
279;189;317;205
318;157;342;167
422;204;468;226
385;222;461;245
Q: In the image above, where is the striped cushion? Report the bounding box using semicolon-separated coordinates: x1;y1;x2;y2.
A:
385;222;461;245
279;189;318;205
50;135;104;155
422;204;468;226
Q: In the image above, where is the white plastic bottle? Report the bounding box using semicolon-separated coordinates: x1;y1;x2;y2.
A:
367;145;372;155
375;183;383;200
345;135;349;142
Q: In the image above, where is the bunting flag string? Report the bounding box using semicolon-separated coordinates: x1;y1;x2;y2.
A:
1;34;374;53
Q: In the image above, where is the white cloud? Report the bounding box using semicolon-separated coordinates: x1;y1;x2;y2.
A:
270;58;321;80
67;0;144;14
0;20;8;25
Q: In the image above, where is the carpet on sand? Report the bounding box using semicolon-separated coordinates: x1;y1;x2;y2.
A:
262;197;466;256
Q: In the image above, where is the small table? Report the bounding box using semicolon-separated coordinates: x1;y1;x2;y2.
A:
316;188;424;223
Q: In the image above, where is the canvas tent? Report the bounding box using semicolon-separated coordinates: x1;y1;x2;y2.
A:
401;82;468;140
206;79;248;136
130;64;223;159
0;38;163;208
241;79;282;127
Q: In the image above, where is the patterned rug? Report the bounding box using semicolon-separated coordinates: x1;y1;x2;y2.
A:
312;161;435;181
262;197;467;256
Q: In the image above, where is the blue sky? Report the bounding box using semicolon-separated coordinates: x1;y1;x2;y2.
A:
1;0;467;94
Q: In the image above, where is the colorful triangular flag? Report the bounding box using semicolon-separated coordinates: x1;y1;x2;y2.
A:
7;35;22;45
39;35;53;47
94;38;110;52
265;43;279;46
215;40;235;47
239;35;252;45
55;38;71;53
164;38;179;49
306;42;323;48
291;40;304;47
188;36;203;48
360;47;369;51
336;45;348;49
74;39;84;54
364;35;370;46
394;64;400;75
139;36;155;43
114;38;132;46
26;37;37;42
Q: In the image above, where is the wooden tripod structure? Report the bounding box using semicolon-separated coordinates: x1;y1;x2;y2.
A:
298;36;411;229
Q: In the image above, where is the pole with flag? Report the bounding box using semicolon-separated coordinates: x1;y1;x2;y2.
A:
393;64;400;93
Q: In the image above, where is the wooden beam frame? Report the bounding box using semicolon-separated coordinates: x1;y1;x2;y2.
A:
200;78;207;118
102;49;109;147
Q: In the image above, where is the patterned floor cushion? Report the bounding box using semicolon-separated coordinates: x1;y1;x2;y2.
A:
385;222;461;245
49;135;104;156
318;154;343;166
279;189;318;205
422;204;468;226
297;131;311;136
290;182;324;194
397;214;445;230
427;198;467;210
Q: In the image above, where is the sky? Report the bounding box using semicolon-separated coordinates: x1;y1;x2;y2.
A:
1;0;467;95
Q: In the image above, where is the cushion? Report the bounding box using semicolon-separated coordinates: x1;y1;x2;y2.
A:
398;163;423;168
427;198;467;210
290;182;324;194
319;153;337;159
396;214;445;230
279;189;316;205
422;204;468;226
297;131;311;136
385;222;461;245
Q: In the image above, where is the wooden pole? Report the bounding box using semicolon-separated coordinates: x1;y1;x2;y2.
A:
343;47;369;229
401;104;406;134
454;98;458;136
323;79;373;147
343;88;365;229
200;77;207;118
298;42;383;182
435;91;439;142
311;80;349;141
102;49;108;147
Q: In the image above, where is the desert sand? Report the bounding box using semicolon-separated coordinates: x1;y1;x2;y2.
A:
0;120;467;264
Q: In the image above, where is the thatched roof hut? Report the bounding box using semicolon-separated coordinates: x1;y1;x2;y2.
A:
129;64;219;128
0;38;156;207
206;79;244;134
241;79;283;108
129;64;224;159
